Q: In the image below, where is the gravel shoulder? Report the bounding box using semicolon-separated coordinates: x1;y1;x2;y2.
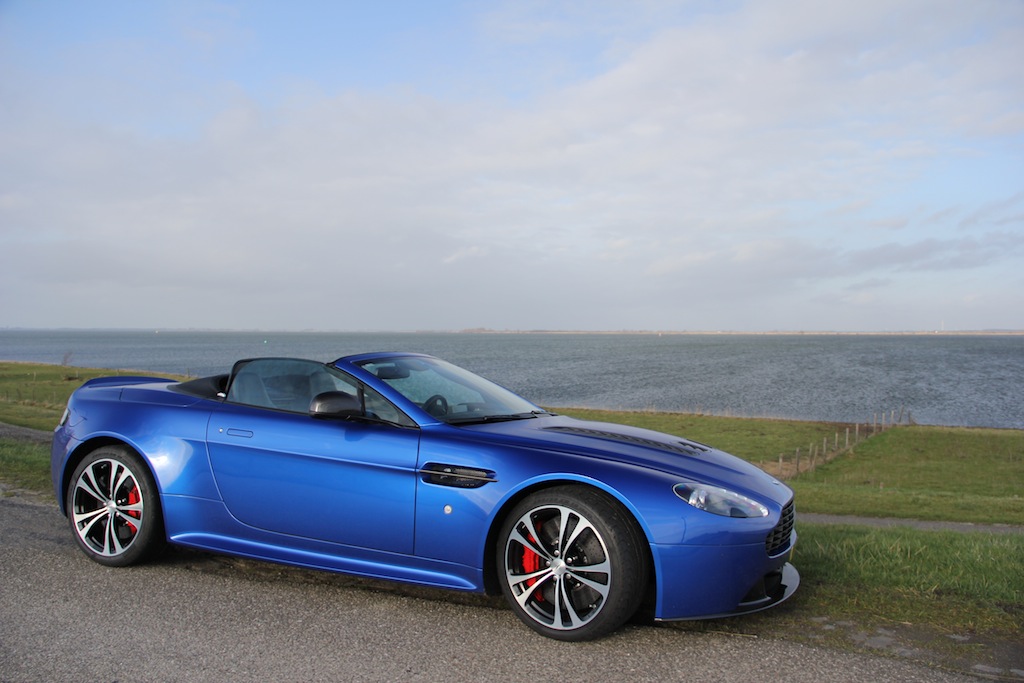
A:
800;512;1024;535
0;494;989;683
0;422;53;444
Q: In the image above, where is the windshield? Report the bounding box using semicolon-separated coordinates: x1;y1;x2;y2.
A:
356;356;547;424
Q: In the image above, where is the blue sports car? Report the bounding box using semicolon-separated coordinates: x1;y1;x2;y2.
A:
51;352;798;640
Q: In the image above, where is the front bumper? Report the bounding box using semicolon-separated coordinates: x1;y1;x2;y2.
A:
652;535;798;620
655;563;799;621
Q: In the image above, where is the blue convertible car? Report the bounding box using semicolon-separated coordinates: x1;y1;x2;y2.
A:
51;352;797;640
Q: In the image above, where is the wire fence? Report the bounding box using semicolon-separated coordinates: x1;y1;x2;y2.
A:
763;407;912;480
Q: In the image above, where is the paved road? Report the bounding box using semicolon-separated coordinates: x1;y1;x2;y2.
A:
0;495;979;683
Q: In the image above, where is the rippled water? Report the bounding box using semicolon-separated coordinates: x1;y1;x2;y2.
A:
2;330;1021;429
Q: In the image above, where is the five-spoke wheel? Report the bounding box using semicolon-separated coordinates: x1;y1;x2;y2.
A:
498;486;648;641
67;446;164;566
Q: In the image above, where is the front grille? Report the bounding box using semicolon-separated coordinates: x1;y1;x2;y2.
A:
766;500;795;556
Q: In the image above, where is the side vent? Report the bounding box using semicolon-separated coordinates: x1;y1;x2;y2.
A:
420;463;497;489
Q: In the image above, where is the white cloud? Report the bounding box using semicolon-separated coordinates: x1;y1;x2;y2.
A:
1;0;1022;331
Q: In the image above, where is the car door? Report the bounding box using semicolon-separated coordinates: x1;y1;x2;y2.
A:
206;359;419;554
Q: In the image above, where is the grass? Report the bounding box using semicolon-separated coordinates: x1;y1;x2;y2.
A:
561;408;1024;527
2;361;1022;665
677;522;1024;669
790;426;1024;525
791;524;1023;633
0;361;178;430
556;407;852;464
0;439;52;494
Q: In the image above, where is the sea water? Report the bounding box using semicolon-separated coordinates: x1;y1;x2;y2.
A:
1;329;1021;429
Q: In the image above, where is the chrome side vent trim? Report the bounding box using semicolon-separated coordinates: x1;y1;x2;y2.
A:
419;463;497;489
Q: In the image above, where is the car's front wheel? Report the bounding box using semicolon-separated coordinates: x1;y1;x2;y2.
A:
66;446;165;566
498;485;649;641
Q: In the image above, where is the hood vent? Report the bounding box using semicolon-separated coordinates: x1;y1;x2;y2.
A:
542;426;710;457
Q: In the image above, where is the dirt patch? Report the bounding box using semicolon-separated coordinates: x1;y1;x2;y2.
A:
799;616;1024;681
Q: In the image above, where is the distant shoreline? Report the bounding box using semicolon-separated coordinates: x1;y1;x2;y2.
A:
451;329;1024;336
3;327;1023;336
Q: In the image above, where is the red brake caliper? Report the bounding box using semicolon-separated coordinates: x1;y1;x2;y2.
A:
521;529;544;602
124;486;141;533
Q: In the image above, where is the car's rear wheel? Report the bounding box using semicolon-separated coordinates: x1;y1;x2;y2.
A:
498;485;648;641
66;446;164;566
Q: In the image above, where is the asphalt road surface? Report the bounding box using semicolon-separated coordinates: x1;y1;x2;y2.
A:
0;494;979;683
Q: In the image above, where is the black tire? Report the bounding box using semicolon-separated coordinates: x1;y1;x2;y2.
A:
497;485;649;641
66;446;165;567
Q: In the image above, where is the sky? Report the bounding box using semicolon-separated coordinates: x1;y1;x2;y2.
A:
1;0;1022;332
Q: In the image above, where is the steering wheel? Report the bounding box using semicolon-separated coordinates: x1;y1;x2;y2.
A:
423;394;449;417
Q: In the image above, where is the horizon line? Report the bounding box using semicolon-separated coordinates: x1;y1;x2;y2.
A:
3;327;1024;336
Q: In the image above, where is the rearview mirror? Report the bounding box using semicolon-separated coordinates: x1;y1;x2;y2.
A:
373;364;410;380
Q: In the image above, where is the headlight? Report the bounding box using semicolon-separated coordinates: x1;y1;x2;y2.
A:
673;482;769;518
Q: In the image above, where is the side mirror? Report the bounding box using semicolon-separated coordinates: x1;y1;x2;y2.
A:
310;391;362;419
